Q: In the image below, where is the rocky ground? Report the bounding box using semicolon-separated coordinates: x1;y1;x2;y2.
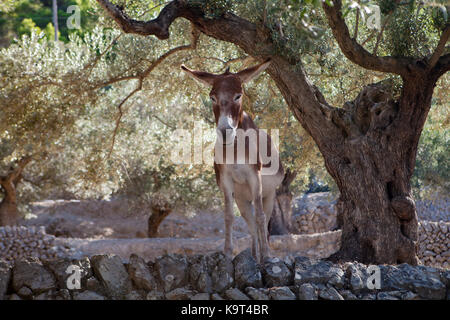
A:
1;250;449;300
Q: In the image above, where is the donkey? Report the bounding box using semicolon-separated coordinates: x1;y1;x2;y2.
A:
181;59;284;262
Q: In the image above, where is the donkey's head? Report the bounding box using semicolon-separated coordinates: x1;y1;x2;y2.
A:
181;59;271;144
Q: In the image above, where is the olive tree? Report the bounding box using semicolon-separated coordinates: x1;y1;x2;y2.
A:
95;0;449;264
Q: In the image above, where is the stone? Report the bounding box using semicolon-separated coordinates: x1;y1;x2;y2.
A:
12;258;56;294
34;291;51;300
297;283;318;300
211;293;224;300
0;260;11;300
269;286;296;300
225;288;250;300
208;252;234;292
125;291;144;300
165;287;195;300
233;249;262;289
73;290;106;300
245;287;269;300
380;264;446;300
339;290;358;300
191;293;210;300
360;293;377;300
262;257;292;287
188;254;212;293
377;292;400;300
346;263;369;292
127;254;155;291
294;257;344;288
90;254;132;299
54;289;71;300
401;291;420;300
318;286;344;300
146;289;164;300
86;276;105;295
155;254;188;292
17;286;33;298
44;257;92;289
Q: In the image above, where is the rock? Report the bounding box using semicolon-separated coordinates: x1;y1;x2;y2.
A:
269;286;296;300
12;258;56;294
339;290;358;300
125;291;144;300
0;260;11;300
191;293;210;300
225;288;250;300
146;290;164;300
208;252;234;292
165;287;195;300
44;257;92;289
127;254;155;291
54;289;71;300
90;254;132;299
17;286;33;298
188;255;212;293
9;294;21;300
380;264;446;299
402;291;420;300
346;263;369;292
245;287;269;300
85;276;105;295
360;293;377;300
154;254;188;292
211;293;224;300
34;291;52;300
262;257;292;287
297;283;318;300
233;249;262;289
294;257;344;288
318;286;344;300
73;290;106;300
377;292;400;300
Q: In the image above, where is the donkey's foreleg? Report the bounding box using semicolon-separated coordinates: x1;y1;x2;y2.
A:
223;191;235;257
251;174;270;262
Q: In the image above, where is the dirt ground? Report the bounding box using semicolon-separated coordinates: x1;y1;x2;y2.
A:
23;199;249;239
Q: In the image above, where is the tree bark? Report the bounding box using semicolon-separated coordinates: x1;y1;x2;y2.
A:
147;196;173;238
269;169;297;235
0;156;31;226
95;0;449;264
0;187;20;226
325;75;438;265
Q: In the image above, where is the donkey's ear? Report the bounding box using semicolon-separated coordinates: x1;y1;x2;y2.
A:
237;58;271;84
181;65;216;86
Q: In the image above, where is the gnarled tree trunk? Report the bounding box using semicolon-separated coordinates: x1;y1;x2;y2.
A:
0;156;32;226
323;78;436;265
147;195;173;238
269;169;297;235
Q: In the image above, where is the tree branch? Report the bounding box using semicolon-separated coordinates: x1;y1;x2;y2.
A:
105;24;200;157
432;53;450;80
95;0;345;154
428;25;450;70
0;156;32;187
322;0;413;76
96;0;187;39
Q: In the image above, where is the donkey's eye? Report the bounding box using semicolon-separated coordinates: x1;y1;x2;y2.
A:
210;96;217;103
234;94;242;101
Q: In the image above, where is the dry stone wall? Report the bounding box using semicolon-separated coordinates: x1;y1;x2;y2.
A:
1;251;449;300
291;193;449;268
